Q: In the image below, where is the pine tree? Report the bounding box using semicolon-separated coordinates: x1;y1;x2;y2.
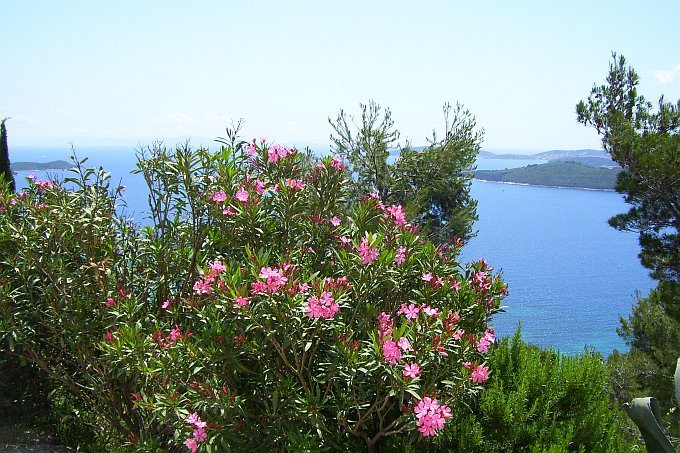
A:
0;118;15;192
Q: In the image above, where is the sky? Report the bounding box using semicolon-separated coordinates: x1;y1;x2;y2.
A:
3;0;680;153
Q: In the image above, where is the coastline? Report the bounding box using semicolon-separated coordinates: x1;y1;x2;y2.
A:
474;178;616;192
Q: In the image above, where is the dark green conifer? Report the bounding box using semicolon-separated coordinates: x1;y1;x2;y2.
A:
0;118;15;192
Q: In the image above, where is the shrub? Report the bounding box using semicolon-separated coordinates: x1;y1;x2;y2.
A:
424;328;637;452
0;135;506;451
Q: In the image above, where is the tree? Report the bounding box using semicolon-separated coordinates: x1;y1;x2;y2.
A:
0;118;15;192
330;101;482;242
577;54;680;430
576;54;680;283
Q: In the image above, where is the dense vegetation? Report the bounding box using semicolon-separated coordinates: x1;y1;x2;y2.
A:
331;101;481;243
0;118;14;191
474;161;620;190
578;54;680;445
1;52;677;451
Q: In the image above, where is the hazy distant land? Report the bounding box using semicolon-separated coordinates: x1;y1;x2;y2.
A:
474;161;620;190
11;160;72;172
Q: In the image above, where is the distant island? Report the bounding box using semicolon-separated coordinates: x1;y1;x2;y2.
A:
11;160;72;172
474;161;620;190
479;149;618;168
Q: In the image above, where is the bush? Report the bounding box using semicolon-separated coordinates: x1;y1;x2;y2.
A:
427;328;637;452
0;135;506;451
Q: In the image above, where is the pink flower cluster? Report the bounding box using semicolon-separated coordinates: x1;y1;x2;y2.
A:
305;291;339;319
385;204;406;226
152;324;184;349
394;246;407;264
397;303;439;321
356;237;379;265
34;179;54;193
185;412;208;452
267;144;296;163
381;337;413;365
285;178;306;191
330;156;344;170
464;362;490;383
193;260;227;296
476;330;495;353
413;397;452;437
251;266;288;294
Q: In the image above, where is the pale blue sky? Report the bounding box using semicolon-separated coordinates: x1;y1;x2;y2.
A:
3;1;679;151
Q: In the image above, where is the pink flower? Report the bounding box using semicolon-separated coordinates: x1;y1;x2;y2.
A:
476;337;491;353
413;397;452;437
193;427;207;443
450;280;461;291
330;156;344;170
385;204;406;226
382;340;402;364
340;236;352;246
285;178;306;191
234;187;249;203
246;143;257;155
255;179;266;195
403;362;422;379
356;237;379;265
234;296;249;307
212;191;227;202
193;279;212;295
471;365;489;383
169;325;182;342
222;205;237;217
421;272;433;282
394;246;407;265
398;303;420;321
161;300;172;309
305;291;339;319
330;216;341;227
210;260;226;274
397;337;413;352
422;305;439;317
104;297;115;307
186;412;207;429
258;267;288;293
185;437;198;452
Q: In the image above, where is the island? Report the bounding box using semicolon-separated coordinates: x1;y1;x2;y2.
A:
11;160;72;172
474;161;620;190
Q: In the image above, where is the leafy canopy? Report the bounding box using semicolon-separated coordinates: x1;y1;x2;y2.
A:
330;101;482;243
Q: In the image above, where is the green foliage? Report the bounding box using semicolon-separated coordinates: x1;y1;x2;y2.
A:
474;161;620;190
330;101;482;243
0;118;16;192
578;54;680;442
0;133;506;451
577;53;680;283
394;328;635;452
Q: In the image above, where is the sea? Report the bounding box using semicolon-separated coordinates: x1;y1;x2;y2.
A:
10;146;655;356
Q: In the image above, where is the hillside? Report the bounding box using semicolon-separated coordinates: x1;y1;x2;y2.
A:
474;161;620;190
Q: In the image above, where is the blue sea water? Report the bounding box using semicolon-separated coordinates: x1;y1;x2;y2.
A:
11;147;654;355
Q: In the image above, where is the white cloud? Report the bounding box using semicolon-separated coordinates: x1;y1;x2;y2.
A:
654;64;680;84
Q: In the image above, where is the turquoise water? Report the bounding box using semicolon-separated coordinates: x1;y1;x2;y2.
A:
12;148;654;355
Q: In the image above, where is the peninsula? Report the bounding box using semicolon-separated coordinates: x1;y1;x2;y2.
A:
11;160;72;172
474;161;620;190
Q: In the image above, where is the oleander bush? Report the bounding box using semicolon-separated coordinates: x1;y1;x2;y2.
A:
0;135;506;451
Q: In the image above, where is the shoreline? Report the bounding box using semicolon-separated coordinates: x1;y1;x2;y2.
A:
474;178;616;192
